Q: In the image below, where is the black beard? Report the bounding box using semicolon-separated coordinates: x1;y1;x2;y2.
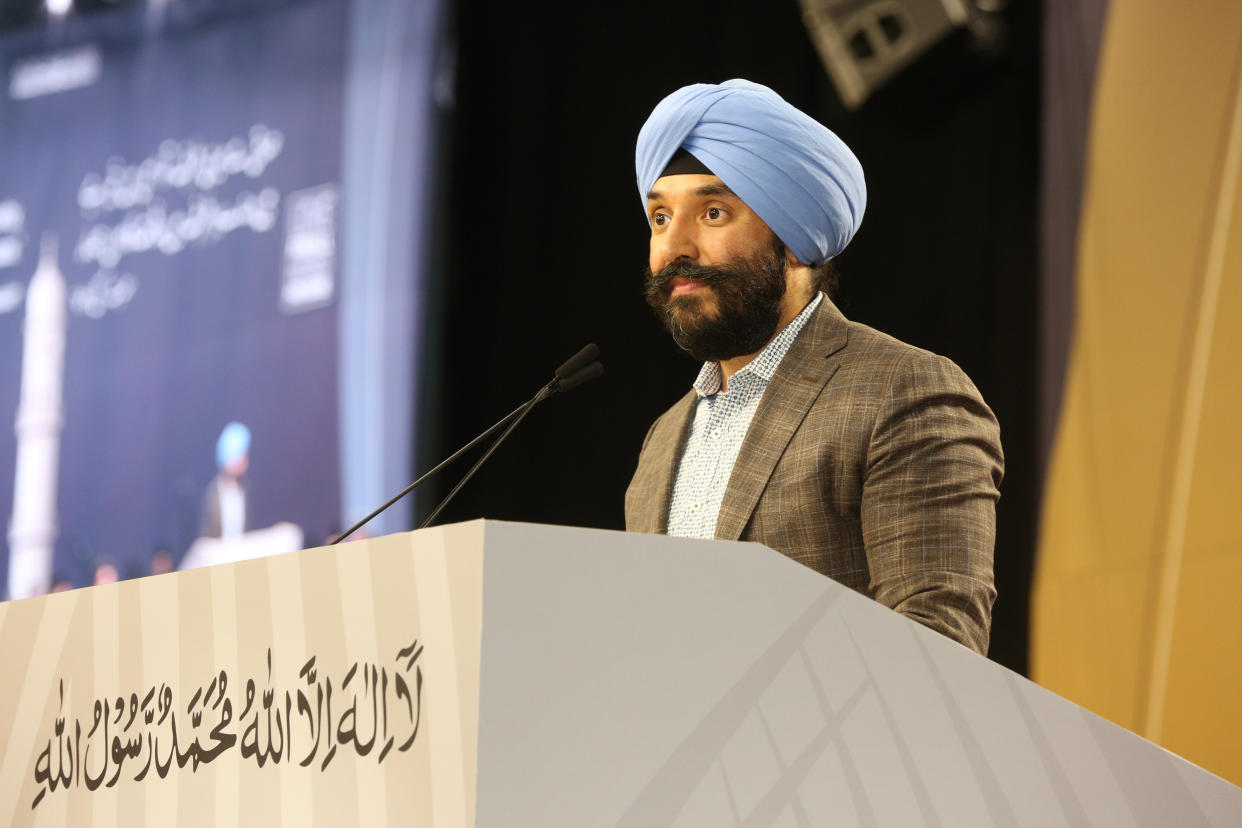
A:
644;238;787;363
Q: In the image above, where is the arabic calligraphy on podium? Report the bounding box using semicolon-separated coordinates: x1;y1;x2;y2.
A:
30;638;425;810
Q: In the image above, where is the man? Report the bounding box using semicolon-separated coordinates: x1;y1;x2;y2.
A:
625;80;1003;655
201;421;251;539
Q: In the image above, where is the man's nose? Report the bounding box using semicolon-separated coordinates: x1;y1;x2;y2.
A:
653;219;699;268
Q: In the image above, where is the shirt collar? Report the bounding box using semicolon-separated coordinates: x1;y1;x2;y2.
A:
691;292;823;397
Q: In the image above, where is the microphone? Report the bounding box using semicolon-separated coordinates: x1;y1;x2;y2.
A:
557;361;603;393
556;343;599;381
331;344;603;543
419;349;603;529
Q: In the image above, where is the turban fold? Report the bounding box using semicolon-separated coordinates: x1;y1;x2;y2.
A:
216;422;251;469
636;79;866;265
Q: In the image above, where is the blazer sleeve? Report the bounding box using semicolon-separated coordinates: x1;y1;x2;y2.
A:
860;349;1004;655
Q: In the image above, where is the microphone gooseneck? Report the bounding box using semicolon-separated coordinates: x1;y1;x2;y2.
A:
331;344;603;544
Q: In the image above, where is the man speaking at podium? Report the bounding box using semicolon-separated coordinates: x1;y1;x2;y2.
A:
625;80;1004;655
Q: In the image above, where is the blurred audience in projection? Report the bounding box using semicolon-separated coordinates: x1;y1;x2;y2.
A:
92;558;119;586
150;545;174;576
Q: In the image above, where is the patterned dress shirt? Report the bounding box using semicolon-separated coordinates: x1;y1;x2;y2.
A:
667;293;823;538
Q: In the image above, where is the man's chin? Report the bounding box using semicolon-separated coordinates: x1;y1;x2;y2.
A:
665;291;719;321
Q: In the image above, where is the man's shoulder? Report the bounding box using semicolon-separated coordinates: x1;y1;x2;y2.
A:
796;302;985;409
811;301;964;376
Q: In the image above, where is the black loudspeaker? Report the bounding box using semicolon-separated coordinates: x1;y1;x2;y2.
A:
799;0;1006;108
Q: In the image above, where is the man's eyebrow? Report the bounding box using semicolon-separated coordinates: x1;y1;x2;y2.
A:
693;183;737;198
645;183;738;202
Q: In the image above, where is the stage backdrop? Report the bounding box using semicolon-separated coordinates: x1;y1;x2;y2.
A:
1035;0;1242;787
0;0;446;596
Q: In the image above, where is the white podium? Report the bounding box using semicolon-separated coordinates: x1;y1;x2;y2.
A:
0;520;1238;826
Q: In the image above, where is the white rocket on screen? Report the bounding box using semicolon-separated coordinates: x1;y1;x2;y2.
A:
7;234;67;600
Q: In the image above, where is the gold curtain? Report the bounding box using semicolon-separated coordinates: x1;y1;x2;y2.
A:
1034;1;1242;785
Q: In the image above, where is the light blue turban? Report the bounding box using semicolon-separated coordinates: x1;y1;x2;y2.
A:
636;79;866;265
216;422;251;469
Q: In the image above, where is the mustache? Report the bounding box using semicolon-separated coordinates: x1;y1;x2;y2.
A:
647;260;738;294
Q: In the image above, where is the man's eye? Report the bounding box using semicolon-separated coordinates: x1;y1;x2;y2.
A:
706;207;725;220
652;213;670;226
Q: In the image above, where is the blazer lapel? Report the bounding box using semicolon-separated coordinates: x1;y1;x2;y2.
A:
632;389;696;533
713;300;850;541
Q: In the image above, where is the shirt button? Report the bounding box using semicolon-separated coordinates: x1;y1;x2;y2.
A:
710;428;722;440
691;501;701;512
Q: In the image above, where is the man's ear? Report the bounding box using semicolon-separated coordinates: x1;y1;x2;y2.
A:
784;246;807;269
781;244;818;300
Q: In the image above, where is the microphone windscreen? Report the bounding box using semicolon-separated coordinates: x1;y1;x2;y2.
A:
557;361;603;393
556;343;600;380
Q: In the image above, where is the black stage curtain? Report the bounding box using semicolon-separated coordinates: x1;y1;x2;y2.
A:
422;1;1040;674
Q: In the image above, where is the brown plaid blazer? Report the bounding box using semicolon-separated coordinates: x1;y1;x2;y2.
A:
625;298;1003;654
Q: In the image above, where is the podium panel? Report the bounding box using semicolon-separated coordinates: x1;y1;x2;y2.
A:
471;523;1242;827
0;520;1239;827
0;522;486;827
